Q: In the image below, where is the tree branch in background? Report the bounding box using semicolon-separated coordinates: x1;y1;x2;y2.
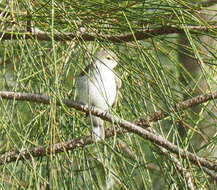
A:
1;91;217;127
1;91;217;174
136;91;217;127
200;0;217;7
1;25;217;42
202;167;217;182
0;128;122;165
156;144;195;189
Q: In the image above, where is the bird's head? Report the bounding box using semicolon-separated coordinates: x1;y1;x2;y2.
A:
94;50;118;69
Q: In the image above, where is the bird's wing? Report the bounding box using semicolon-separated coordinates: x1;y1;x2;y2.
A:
75;64;92;102
115;74;122;90
78;64;93;77
112;73;122;107
75;63;93;97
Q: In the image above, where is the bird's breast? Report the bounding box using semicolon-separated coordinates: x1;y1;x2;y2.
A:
90;69;117;108
76;66;118;110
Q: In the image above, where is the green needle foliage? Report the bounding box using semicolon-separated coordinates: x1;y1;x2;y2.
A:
0;0;217;189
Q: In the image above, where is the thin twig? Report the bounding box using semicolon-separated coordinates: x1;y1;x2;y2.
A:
26;10;32;33
1;25;217;42
0;91;217;173
0;0;10;17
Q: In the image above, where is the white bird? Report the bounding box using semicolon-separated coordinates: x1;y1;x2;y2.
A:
75;50;121;141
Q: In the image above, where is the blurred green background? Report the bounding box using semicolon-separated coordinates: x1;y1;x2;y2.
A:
0;0;217;189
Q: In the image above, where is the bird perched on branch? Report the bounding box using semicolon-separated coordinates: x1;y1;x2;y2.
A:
75;50;121;141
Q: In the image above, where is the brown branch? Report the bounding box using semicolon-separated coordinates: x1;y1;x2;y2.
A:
200;0;217;7
1;90;217;127
202;167;217;181
1;91;217;174
136;91;217;127
149;128;195;189
0;128;121;165
157;145;195;189
151;127;217;181
1;25;217;42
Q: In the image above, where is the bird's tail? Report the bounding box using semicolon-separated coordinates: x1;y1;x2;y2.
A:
90;115;105;142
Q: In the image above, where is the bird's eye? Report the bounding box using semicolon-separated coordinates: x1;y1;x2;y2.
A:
106;56;111;60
